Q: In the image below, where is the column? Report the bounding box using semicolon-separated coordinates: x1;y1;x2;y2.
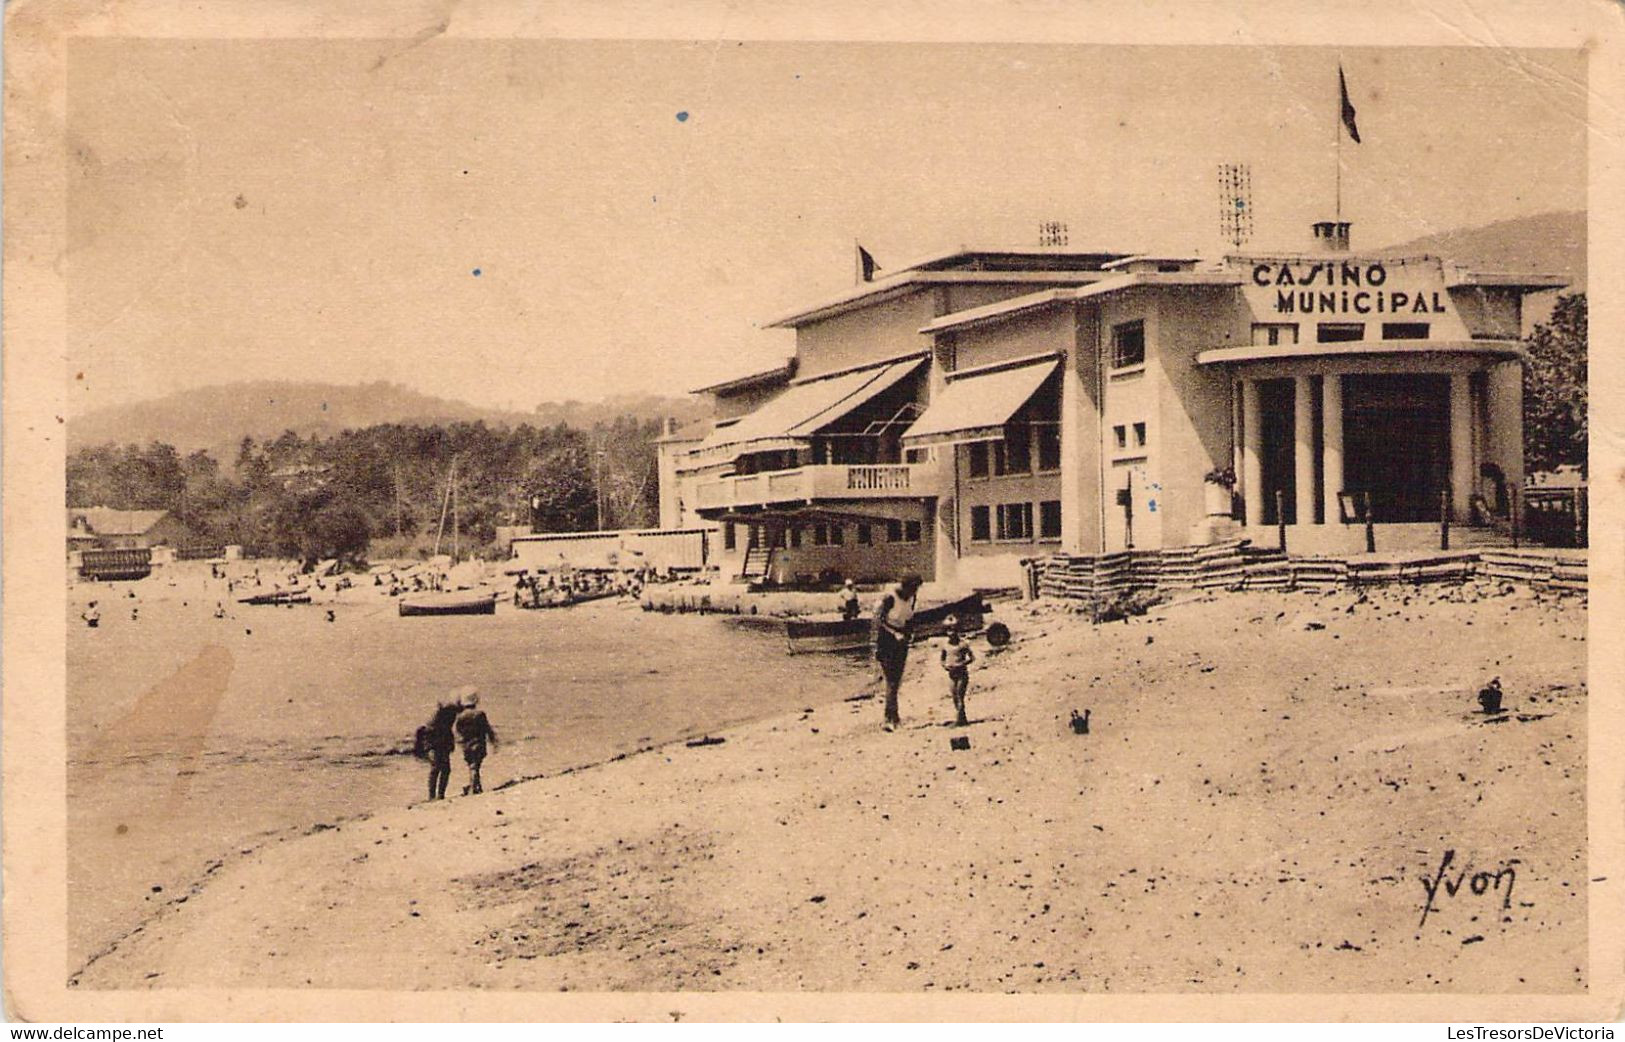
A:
1449;372;1474;522
1321;372;1343;524
1294;374;1315;526
1241;378;1263;526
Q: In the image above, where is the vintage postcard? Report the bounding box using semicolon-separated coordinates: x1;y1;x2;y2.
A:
4;0;1622;1024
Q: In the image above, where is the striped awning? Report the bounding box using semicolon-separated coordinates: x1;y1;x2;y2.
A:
688;356;925;465
902;357;1059;447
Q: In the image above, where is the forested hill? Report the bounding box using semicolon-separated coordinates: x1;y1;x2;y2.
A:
1377;210;1585;295
66;380;707;461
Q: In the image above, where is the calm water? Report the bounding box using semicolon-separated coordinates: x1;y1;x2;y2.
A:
67;580;876;971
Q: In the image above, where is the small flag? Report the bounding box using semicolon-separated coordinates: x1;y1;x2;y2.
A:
856;243;880;284
1339;64;1361;144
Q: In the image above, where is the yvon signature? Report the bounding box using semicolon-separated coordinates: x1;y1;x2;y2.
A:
1419;849;1519;929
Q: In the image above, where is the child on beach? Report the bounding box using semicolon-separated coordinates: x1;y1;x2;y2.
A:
940;620;975;727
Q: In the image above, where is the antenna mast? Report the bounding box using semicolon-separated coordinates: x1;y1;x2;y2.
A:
1217;163;1254;249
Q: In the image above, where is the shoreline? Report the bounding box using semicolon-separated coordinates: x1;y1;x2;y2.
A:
70;581;1587;992
65;575;877;973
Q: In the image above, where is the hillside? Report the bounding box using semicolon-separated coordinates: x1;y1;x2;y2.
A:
66;380;708;459
1376;210;1586;294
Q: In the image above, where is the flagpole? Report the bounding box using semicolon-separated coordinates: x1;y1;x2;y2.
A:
1334;62;1342;223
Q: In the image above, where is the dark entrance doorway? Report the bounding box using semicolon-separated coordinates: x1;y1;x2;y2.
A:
1257;379;1298;525
1341;373;1450;522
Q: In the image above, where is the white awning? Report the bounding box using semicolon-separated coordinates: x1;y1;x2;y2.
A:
688;356;925;464
902;358;1059;447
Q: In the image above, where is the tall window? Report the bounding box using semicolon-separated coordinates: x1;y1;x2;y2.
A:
1132;422;1147;448
903;520;922;544
1113;425;1128;450
1036;424;1062;471
1039;500;1062;539
724;523;736;551
997;502;1033;541
812;524;828;546
969;506;991;542
1111;320;1146;369
886;519;904;543
857;523;872;545
830;524;844;546
967;441;990;478
998;427;1031;475
789;527;802;548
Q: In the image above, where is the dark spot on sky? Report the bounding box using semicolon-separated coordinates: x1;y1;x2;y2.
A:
472;268;482;277
233;194;248;210
676;111;689;122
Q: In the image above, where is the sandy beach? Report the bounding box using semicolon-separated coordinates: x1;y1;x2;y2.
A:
66;565;876;975
69;576;1586;993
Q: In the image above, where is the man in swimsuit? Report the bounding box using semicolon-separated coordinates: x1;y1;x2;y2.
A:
874;575;922;732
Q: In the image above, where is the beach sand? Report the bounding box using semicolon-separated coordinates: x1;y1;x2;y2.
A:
71;580;1587;993
66;566;875;975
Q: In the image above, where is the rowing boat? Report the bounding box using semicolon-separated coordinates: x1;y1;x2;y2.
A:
784;593;989;654
398;590;498;616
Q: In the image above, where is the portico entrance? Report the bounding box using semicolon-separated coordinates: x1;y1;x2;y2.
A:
1341;374;1451;522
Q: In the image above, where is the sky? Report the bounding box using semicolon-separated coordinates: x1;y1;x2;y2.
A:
65;41;1587;417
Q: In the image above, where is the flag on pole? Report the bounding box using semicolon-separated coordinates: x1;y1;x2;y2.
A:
855;243;879;283
1338;64;1361;144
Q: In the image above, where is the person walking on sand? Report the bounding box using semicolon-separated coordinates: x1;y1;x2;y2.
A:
423;696;463;801
454;690;498;795
874;575;922;732
940;618;976;727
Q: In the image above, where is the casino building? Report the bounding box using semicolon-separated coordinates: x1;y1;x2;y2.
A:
662;221;1563;588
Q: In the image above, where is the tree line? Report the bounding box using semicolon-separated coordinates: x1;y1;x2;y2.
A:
67;416;667;564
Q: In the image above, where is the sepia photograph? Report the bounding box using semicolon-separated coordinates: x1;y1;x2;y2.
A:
4;0;1622;1025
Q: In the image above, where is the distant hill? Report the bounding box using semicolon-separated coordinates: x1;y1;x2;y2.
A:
1376;210;1586;301
67;380;709;461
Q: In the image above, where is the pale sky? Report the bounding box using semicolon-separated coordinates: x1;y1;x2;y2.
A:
65;41;1587;416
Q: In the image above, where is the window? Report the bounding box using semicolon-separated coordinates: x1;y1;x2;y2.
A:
967;441;989;478
1039;500;1062;539
1113;425;1128;450
998;429;1031;475
724;523;736;551
886;519;903;543
1317;322;1365;343
812;524;828;546
830;524;844;546
857;523;872;545
1111;320;1146;369
1383;322;1429;340
969;506;992;542
903;520;922;544
1036;424;1062;471
905;447;928;464
789;527;802;549
997;502;1034;541
1132;422;1147;448
1251;323;1299;346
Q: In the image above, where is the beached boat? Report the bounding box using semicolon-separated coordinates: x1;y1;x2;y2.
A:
398;590;498;616
784;593;990;654
519;587;621;610
238;589;313;606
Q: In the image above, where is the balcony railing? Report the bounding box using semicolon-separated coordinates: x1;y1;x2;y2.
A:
694;464;933;512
